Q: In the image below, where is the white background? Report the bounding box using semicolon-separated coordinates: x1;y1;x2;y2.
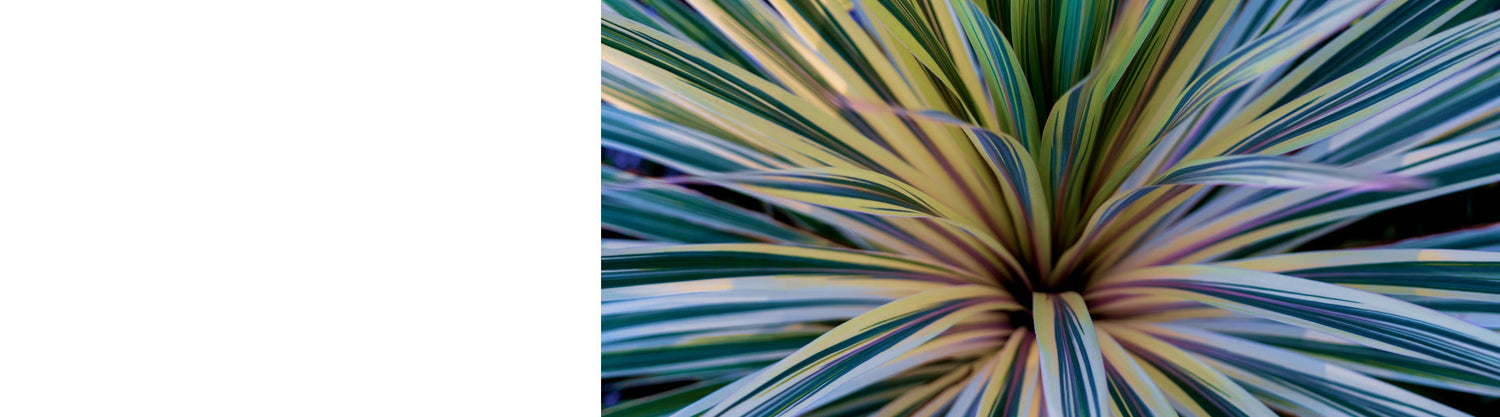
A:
0;1;595;415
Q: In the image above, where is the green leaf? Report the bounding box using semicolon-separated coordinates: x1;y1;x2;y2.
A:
602;302;874;345
1039;0;1169;233
1051;0;1115;96
962;126;1054;271
1194;9;1500;158
872;362;973;417
700;167;971;221
602;105;784;174
695;285;1019;416
693;167;1028;280
603;167;828;244
940;329;1041;417
1144;324;1468;417
634;0;767;74
811;362;966;417
1244;0;1499;121
1126;128;1500;267
1187;318;1500;397
1097;330;1175;417
1106;324;1275;417
602;243;982;288
1220;249;1500;301
604;330;821;378
1385;223;1500;251
1152;155;1427;190
951;0;1042;149
1105;0;1379;197
604;375;739;417
1034;292;1108;417
1090;265;1500;378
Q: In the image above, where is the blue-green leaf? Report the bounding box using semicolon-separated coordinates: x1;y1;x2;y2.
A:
1145;324;1468;417
1091;265;1500;378
1153;155;1426;190
1034;292;1108;417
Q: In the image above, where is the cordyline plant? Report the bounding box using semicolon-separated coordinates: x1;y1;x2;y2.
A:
601;0;1500;415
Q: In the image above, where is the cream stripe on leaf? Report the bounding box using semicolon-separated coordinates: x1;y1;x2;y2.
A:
1232;0;1497;132
962;125;1054;274
1123;127;1500;268
602;167;829;245
1187;9;1500;160
1149;155;1427;190
815;326;1013;405
604;94;1029;270
601;304;874;345
693;285;1020;417
601;105;788;174
1097;329;1176;417
606;15;1030;273
1147;0;1380;160
1185;318;1500;397
603;330;824;379
1089;265;1500;379
602;243;984;288
941;329;1039;417
699;167;973;222
1105;324;1276;417
1384;223;1500;251
1080;0;1381;251
603;13;924;179
804;363;967;417
1087;0;1237;198
873;362;977;417
695;167;1028;280
1105;0;1378;198
602;276;947;304
1142;324;1468;417
1039;0;1178;254
1034;292;1108;417
951;0;1042;150
631;0;768;75
1219;249;1500;302
975;330;1044;417
1047;153;1418;287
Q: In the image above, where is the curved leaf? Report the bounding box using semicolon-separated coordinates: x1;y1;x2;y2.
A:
1385;223;1500;251
951;0;1041;148
1152;155;1426;190
1105;324;1275;417
1090;265;1500;378
693;167;1026;279
1097;329;1176;417
602;167;828;244
603;243;981;288
1034;292;1108;417
1186;318;1500;397
699;167;970;221
876;363;976;417
941;329;1040;417
694;285;1019;417
1145;324;1468;417
1220;249;1500;301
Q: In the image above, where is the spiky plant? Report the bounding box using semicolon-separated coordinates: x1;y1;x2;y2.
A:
601;0;1500;415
